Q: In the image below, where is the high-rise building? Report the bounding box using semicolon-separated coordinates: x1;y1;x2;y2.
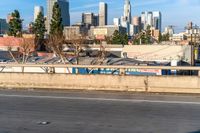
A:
34;6;44;22
82;13;94;25
164;26;174;36
82;13;99;26
47;0;70;33
147;12;153;27
153;11;162;31
123;0;132;24
99;2;107;26
113;18;120;26
132;16;141;34
141;12;149;30
0;19;8;34
141;11;162;31
132;16;141;26
141;11;153;29
121;0;132;35
93;14;99;26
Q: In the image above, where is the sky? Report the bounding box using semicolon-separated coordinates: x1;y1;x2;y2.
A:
0;0;199;32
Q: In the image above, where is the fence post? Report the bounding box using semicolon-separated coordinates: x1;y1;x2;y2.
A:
49;67;55;73
120;68;126;75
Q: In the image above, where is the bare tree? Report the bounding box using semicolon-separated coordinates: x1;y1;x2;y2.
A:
46;34;71;64
67;34;86;65
5;37;19;63
91;42;106;65
7;47;19;63
19;38;35;64
5;37;35;64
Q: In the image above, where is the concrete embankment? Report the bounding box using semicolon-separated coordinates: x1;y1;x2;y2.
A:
0;73;200;94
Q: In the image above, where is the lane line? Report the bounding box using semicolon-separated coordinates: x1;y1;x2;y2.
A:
0;94;200;105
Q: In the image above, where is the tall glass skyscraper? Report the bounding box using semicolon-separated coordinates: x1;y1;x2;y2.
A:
47;0;70;33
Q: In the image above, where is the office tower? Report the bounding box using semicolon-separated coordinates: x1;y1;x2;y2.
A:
141;12;153;28
147;12;153;27
132;16;141;26
141;12;145;29
82;13;94;25
123;0;132;24
82;13;99;26
47;0;70;33
99;2;107;26
141;12;151;29
34;6;44;21
121;0;132;35
153;11;162;31
0;19;8;34
164;26;174;36
113;18;120;26
132;16;141;34
141;11;161;31
93;14;99;26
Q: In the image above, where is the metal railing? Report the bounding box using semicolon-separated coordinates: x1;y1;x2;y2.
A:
0;63;199;76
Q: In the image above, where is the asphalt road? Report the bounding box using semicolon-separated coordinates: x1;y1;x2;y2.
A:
0;90;200;133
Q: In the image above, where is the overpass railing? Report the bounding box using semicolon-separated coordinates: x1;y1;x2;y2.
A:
0;63;199;76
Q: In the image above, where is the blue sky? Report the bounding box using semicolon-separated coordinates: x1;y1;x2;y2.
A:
0;0;200;32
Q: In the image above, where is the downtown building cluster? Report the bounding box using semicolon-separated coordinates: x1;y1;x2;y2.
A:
44;0;163;41
0;0;199;45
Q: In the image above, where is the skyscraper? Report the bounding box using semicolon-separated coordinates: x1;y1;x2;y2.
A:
141;11;153;29
99;2;107;26
121;0;132;35
132;16;141;34
141;11;161;31
153;11;162;31
0;19;8;34
132;16;141;26
113;18;120;26
123;0;132;24
82;13;94;25
34;6;44;22
47;0;70;33
93;14;99;26
82;13;99;26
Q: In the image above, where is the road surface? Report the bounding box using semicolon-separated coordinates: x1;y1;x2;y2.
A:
0;89;200;133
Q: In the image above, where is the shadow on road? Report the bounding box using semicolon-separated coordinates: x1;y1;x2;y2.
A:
189;130;200;133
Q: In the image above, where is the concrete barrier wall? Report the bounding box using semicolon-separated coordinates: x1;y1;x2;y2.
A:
0;73;146;92
0;73;200;94
148;76;200;93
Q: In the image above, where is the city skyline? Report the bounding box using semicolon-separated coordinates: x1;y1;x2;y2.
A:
0;0;199;32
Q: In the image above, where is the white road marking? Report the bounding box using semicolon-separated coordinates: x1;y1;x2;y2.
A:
0;94;200;105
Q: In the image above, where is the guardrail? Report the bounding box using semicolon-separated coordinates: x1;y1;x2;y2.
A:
0;63;199;76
